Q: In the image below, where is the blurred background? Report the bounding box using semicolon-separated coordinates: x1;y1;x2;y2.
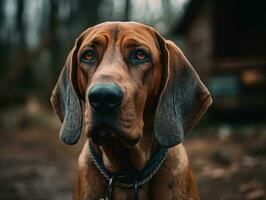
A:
0;0;266;199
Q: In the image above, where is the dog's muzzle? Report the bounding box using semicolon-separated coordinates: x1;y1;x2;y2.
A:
88;83;125;144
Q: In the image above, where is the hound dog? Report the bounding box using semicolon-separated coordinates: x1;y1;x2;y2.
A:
51;21;212;200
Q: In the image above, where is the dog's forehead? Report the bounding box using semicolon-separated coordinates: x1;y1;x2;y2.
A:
93;21;153;33
81;22;157;46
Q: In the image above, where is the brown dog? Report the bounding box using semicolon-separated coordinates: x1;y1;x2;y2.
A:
51;22;212;200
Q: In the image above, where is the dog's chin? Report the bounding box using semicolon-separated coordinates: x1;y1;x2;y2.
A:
90;127;140;148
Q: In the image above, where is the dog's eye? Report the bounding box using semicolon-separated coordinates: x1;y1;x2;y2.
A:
136;50;147;60
81;49;97;64
131;49;150;64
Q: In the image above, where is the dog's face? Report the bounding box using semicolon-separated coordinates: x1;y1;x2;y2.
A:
51;22;212;147
77;22;164;146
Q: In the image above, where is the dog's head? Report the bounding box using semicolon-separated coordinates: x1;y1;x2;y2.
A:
51;22;212;148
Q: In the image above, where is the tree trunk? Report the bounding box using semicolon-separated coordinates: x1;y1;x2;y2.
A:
124;0;131;21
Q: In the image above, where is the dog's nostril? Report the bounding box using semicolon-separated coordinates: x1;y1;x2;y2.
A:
89;94;100;108
88;84;124;111
107;92;123;105
89;93;99;104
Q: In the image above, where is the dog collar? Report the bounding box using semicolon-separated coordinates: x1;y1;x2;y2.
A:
88;139;167;199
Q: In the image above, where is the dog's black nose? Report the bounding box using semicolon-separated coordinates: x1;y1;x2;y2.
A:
88;84;124;112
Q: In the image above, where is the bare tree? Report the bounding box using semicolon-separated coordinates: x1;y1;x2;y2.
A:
125;0;131;21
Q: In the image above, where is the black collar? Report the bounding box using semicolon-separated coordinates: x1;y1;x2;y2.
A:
88;139;168;189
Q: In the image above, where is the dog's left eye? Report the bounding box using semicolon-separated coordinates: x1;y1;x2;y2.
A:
81;49;97;64
131;49;150;64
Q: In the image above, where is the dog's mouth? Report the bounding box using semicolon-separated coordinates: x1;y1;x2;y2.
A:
90;124;140;147
88;109;141;147
90;126;116;144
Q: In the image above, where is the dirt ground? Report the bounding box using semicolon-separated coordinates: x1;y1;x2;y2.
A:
0;105;266;200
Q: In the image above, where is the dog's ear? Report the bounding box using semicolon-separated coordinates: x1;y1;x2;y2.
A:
154;39;212;147
50;34;85;145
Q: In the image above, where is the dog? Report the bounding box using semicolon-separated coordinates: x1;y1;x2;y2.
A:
50;21;212;200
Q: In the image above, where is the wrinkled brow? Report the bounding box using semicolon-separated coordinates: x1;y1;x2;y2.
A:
82;32;109;48
121;37;152;49
121;35;161;63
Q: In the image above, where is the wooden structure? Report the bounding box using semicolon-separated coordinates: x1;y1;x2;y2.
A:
174;0;266;115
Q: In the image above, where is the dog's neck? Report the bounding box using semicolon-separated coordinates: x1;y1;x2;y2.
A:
92;125;157;173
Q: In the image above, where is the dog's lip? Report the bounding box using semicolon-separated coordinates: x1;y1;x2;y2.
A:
90;126;140;147
90;128;115;144
98;129;117;138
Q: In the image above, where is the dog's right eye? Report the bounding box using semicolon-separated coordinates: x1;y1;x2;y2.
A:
81;49;97;64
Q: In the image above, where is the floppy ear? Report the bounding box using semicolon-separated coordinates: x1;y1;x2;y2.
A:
50;36;84;145
154;40;212;147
